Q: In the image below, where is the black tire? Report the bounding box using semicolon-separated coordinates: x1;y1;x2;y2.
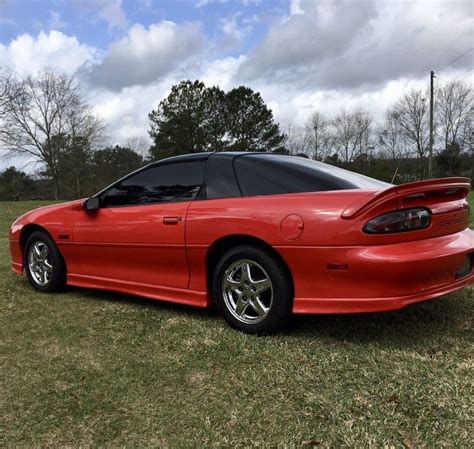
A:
212;245;293;333
24;231;66;292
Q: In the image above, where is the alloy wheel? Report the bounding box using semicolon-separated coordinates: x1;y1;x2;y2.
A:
221;258;273;324
28;241;53;286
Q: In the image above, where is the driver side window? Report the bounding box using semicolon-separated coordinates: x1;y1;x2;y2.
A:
101;161;205;207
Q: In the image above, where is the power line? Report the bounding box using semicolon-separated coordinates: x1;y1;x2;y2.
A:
436;67;474;86
436;47;474;73
451;67;474;81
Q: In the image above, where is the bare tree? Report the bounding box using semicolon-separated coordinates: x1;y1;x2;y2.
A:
125;136;151;158
0;68;24;139
378;108;409;162
393;89;429;178
283;122;312;156
354;109;372;156
331;108;372;165
305;111;331;161
0;69;103;199
436;80;473;151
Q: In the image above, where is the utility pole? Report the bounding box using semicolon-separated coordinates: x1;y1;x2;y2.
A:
428;70;435;179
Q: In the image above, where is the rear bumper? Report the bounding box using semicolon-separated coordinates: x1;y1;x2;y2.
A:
292;273;473;313
277;229;474;314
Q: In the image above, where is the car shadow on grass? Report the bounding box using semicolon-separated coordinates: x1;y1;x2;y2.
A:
289;293;471;347
66;284;220;319
58;281;472;348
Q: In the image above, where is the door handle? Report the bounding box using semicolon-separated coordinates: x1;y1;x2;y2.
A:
163;216;182;225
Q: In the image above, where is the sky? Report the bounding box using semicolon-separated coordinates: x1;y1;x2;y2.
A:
0;0;473;170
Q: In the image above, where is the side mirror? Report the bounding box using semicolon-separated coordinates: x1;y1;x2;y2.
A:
82;197;100;212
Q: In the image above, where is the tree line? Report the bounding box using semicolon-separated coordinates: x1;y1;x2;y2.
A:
0;66;472;201
283;84;472;180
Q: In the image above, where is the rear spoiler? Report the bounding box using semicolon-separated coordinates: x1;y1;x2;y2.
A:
341;177;471;219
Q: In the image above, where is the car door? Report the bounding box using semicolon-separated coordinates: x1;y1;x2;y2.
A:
70;160;206;289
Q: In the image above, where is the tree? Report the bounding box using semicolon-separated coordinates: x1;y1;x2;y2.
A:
393;89;429;178
148;81;285;158
226;86;285;152
436;80;472;152
378;108;409;163
92;145;144;191
0;68;19;119
0;166;35;200
0;69;103;199
57;135;93;199
283;122;312;156
148;80;210;159
331;108;372;165
435;140;464;176
125;136;151;158
203;85;228;151
305;111;331;161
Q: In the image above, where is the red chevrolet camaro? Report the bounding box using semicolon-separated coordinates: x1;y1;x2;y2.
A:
9;152;474;332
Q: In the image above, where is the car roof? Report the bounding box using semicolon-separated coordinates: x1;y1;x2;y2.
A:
150;151;284;165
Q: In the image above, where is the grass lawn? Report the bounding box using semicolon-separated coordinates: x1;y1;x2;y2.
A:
1;196;473;447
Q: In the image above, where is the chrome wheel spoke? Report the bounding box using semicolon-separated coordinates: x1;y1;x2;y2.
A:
223;275;242;291
249;297;267;317
253;278;271;294
241;263;252;282
235;296;248;317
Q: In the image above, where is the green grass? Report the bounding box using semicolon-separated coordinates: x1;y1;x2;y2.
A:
1;197;473;448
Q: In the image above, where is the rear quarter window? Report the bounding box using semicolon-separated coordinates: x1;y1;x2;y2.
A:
234;155;389;196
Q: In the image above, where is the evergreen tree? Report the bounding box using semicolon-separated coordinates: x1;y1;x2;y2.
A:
225;86;285;152
148;80;285;158
0;166;35;200
92;145;144;191
148;80;209;159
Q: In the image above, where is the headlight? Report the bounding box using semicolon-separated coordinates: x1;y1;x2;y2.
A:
363;208;431;234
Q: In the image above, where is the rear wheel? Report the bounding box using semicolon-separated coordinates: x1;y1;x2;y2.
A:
213;245;293;333
24;231;66;292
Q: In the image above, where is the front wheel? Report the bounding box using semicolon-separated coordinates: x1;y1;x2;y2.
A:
24;231;66;292
213;245;293;333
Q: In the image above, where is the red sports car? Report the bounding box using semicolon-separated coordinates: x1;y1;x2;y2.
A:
9;152;474;332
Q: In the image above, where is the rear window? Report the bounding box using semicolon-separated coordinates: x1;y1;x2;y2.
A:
234;154;389;196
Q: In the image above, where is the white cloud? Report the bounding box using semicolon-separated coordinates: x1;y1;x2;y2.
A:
239;0;474;89
289;0;304;15
196;0;260;7
200;55;244;89
91;82;167;144
196;0;229;7
99;0;127;29
84;21;206;90
218;13;259;47
0;30;97;76
220;15;245;42
74;0;128;30
33;10;67;32
49;11;67;30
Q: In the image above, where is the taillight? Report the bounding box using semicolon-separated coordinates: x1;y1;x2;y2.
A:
363;208;431;234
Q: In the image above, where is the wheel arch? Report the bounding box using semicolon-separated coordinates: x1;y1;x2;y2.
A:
205;234;294;297
20;224;63;267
